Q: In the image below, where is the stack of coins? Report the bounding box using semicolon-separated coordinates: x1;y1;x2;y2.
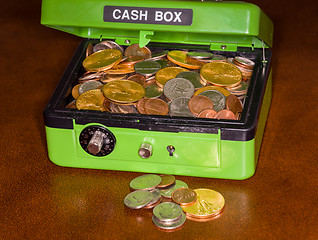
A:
124;174;225;230
66;40;257;120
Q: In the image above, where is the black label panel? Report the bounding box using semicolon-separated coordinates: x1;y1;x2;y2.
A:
103;6;193;26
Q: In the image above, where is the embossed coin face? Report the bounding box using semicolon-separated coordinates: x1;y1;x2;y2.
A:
124;190;153;209
155;67;188;88
152;212;186;230
200;61;242;87
144;98;169;115
188;95;214;116
172;188;197;206
163;78;195;101
78;80;103;95
181;188;225;218
199;90;226;112
153;202;183;222
169;97;194;117
130;174;162;191
102;80;145;103
76;89;106;111
160;180;188;198
145;85;163;98
83;49;122;72
124;44;151;62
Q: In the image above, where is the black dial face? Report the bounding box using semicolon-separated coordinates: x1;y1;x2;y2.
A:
79;126;116;157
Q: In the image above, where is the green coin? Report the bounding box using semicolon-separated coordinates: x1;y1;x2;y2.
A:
145;85;163;98
187;51;213;59
176;71;205;89
134;60;161;76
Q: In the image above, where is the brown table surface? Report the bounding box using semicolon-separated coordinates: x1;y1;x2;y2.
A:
1;0;317;239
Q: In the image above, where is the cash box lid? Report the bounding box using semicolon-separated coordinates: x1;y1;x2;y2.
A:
41;0;273;49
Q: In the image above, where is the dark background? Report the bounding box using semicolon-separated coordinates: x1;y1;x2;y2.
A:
1;0;317;239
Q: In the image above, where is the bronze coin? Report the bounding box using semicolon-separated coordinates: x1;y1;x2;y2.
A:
158;175;176;188
65;100;77;109
127;74;146;85
197;109;217;118
144;98;169;115
86;42;93;57
124;44;151;62
136;98;148;114
106;63;135;74
172;188;197;206
226;94;243;115
214;109;236;120
103;99;111;111
72;84;81;99
188;95;214;116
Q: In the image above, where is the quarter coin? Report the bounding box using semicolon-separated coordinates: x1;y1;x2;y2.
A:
163;78;195;101
134;60;161;76
153;202;183;222
129;174;162;191
124;190;153;209
169;97;194;117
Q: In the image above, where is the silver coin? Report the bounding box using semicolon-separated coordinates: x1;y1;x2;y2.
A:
145;85;163;98
147;189;162;206
163;78;194;101
152;212;186;230
160;180;188;198
102;40;124;54
134;60;161;76
78;81;103;95
93;42;111;53
199;90;226;112
176;71;205;89
211;54;226;61
153;202;183;222
187;51;213;59
235;56;255;67
124;190;153;209
169;97;194;117
130;174;162;191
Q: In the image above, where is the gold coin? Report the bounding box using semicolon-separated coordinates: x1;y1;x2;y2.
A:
72;84;81;99
167;50;204;70
181;188;225;218
194;85;231;97
200;61;242;87
106;63;135;74
155;67;188;88
76;89;106;111
102;80;145;103
82;49;123;72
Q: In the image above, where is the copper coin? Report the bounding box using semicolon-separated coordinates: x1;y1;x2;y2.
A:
136;98;148;114
103;99;111;111
144;98;169;115
172;188;197;206
226;94;243;115
117;104;139;114
158;175;176;188
188;95;214;116
185;207;224;222
197;109;217;118
86;42;93;57
124;44;151;62
214;109;236;120
72;84;81;99
128;74;146;85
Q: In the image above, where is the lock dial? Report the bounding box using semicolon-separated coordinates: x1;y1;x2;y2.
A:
79;126;116;157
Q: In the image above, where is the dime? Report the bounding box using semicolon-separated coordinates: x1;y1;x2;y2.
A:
214;109;236;120
176;71;206;89
187;51;213;60
226;94;243;115
153;202;183;222
76;89;106;111
144;98;169;115
197;109;217;118
171;188;197;206
78;80;103;95
199;90;226;112
167;50;204;69
124;44;151;62
134;60;161;76
158;175;176;188
152;212;186;230
169;97;194;117
155;67;188;88
144;85;163;98
127;74;146;86
161;180;189;198
163;78;195;101
83;49;122;72
124;190;153;209
130;174;162;191
72;84;81;99
200;61;242;87
102;80;145;103
188;95;214;116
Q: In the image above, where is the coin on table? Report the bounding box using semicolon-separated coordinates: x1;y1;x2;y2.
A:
214;109;236;120
145;85;163;98
83;49;122;72
169;97;194;117
163;78;195;101
78;80;103;95
152;212;186;230
155;67;188;88
134;60;161;76
197;109;217;118
124;44;151;62
226;94;243;115
188;95;214;116
200;61;242;87
158;175;176;188
167;50;204;69
181;188;225;219
130;174;162;191
176;71;206;89
144;189;162;209
102;40;124;54
153;202;183;222
127;74;146;86
76;89;106;111
144;98;169;115
124;190;153;209
199;90;226;112
172;188;197;206
160;180;188;198
72;84;81;99
194;85;231;97
86;42;93;57
187;51;213;60
102;80;145;103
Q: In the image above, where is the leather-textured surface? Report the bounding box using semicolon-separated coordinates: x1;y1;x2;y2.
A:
1;0;317;239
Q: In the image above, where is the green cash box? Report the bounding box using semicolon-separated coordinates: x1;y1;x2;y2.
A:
41;0;273;179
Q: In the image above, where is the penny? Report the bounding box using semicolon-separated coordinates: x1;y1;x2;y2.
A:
163;78;195;101
197;109;217;118
134;60;161;76
124;190;153;209
130;174;162;191
171;188;197;206
167;50;204;69
127;74;146;85
176;71;206;89
152;212;186;230
76;89;106;111
144;85;163;98
144;98;169;115
103;99;111;111
214;109;236;120
83;49;122;72
136;98;148;114
124;44;151;62
158;175;176;188
169;97;194;117
187;51;213;60
79;72;103;82
72;84;81;99
86;42;93;57
199;90;226;112
117;104;139;114
234;56;255;69
102;80;145;103
185;207;224;222
226;94;243;115
78;80;103;95
153;202;183;222
188;95;214;116
200;61;242;87
109;102;121;113
155;67;188;88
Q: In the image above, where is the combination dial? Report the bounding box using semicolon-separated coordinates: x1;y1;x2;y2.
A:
79;126;116;157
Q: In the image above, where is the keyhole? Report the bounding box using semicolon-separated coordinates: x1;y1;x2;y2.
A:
167;145;175;156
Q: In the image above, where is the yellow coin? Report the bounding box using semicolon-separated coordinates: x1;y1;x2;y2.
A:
71;84;81;99
181;188;225;218
155;67;188;88
167;50;204;70
194;85;231;97
102;80;145;103
76;89;106;111
83;49;123;72
200;61;242;87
